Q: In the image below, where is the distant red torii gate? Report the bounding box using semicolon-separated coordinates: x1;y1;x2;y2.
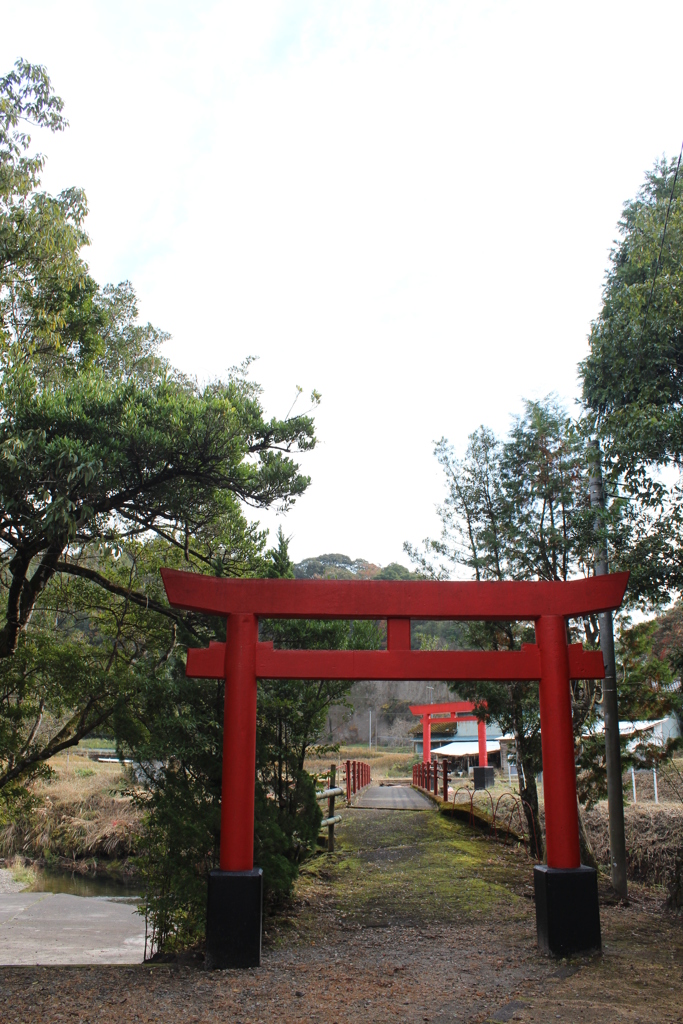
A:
160;569;629;965
409;700;487;765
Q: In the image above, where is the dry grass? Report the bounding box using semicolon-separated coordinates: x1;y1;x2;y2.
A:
584;800;683;887
305;745;416;782
1;751;141;862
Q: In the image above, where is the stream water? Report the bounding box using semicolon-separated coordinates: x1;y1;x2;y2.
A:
30;867;140;899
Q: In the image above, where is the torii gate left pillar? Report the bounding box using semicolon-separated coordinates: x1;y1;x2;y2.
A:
204;612;263;970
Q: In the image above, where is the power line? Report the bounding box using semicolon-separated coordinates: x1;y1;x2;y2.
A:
642;140;683;333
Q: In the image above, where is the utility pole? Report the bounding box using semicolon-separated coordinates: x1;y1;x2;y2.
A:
589;441;628;898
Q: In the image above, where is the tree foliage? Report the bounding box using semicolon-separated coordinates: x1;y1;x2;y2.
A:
406;398;610;857
577;607;683;809
581;157;683;474
0;58;324;862
0;60;317;664
580;157;683;607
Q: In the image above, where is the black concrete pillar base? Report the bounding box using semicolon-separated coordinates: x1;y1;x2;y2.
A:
534;864;601;956
205;868;263;970
473;766;495;790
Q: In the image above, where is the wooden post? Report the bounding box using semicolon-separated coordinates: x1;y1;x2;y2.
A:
443;760;448;800
328;764;336;853
590;444;628;897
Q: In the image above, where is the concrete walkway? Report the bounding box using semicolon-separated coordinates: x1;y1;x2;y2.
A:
0;891;146;965
354;783;433;809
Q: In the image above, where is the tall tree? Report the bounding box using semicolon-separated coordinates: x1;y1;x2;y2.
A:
0;60;319;798
0;60;318;663
581;156;683;475
580;156;683;607
406;398;603;858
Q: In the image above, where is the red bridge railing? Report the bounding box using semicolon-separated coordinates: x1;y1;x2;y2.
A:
413;760;449;799
344;759;371;802
413;763;540;858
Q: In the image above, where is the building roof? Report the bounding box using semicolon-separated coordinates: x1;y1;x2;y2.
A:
588;719;668;737
431;740;500;756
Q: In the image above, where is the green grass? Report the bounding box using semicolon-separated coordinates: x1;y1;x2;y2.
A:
8;856;38;888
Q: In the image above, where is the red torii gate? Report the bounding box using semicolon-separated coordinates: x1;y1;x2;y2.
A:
160;568;628;966
409;700;488;765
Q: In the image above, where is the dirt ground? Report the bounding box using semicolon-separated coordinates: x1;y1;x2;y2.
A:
2;791;682;1024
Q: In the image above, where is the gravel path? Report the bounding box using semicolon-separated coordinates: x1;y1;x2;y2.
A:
0;867;26;894
1;793;682;1022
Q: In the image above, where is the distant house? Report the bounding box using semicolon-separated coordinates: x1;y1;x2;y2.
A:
482;716;681;771
587;716;680;751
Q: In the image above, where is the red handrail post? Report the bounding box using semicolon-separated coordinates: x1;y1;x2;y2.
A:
443;761;448;800
345;760;351;802
433;761;438;797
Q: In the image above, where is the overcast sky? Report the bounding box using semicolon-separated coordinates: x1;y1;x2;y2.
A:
3;2;682;569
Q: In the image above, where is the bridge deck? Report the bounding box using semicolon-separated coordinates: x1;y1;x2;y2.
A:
353;783;433;810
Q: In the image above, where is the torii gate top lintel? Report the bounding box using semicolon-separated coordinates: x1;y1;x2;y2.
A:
160;568;628;621
409;701;480;718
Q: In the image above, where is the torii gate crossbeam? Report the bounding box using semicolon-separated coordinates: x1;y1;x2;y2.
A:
161;569;628;966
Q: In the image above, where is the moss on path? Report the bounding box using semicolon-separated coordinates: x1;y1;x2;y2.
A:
326;805;530;930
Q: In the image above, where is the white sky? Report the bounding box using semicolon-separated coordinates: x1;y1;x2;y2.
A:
3;1;682;568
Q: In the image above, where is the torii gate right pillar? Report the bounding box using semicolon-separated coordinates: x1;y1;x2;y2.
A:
534;615;601;955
